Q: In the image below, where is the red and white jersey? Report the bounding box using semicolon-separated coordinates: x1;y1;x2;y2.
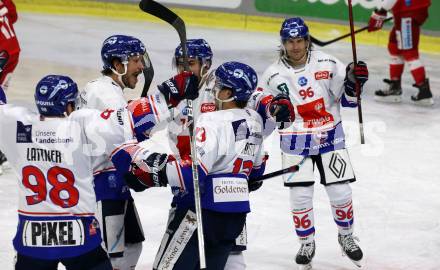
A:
380;0;430;13
259;50;353;155
0;0;20;55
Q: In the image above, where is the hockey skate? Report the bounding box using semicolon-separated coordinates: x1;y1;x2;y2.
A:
374;79;402;103
338;234;363;268
295;241;315;270
411;79;434;106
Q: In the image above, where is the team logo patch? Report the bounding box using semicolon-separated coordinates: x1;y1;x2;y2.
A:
200;103;216;113
277;83;290;95
39;85;48;95
329;152;347;178
298;76;308;87
314;71;330;80
16;121;33;143
232;119;250;141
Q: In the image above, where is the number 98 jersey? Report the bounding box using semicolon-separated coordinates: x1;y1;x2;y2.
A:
0;104;134;259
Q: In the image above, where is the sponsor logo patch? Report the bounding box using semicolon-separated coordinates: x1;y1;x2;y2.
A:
200;103;216;113
314;71;330;80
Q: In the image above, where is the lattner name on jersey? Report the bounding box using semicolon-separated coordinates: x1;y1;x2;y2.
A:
27;148;62;163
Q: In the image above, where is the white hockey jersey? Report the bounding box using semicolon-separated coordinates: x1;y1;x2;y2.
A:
77;76;127;110
76;76;170;200
0;104;134;259
166;108;267;213
259;50;357;156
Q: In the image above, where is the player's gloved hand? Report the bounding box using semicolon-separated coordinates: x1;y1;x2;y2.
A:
124;152;169;192
158;71;199;107
344;61;368;97
269;94;295;128
248;180;263;192
368;8;387;32
0;85;6;105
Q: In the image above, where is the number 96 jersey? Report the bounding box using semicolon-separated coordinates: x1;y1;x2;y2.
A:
259;50;356;156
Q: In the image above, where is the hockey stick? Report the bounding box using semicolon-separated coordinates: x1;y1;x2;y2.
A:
140;51;154;97
310;17;392;47
347;0;365;144
138;1;207;268
249;157;307;182
249;164;300;182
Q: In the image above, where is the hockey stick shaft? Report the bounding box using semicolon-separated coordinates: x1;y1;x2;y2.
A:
141;51;154;97
347;0;365;144
311;17;392;47
249;165;300;182
138;1;206;268
249;157;307;182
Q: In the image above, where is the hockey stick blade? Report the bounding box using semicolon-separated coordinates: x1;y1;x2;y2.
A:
311;17;392;47
139;0;188;70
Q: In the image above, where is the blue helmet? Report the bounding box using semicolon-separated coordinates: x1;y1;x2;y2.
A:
34;75;78;116
280;17;309;41
214;61;258;102
101;35;146;70
174;39;213;66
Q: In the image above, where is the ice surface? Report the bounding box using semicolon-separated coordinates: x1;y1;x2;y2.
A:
1;13;439;269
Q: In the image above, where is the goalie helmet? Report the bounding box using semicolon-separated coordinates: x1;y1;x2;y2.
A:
35;75;78;116
214;61;258;102
101;35;146;70
280;17;309;41
174;39;213;67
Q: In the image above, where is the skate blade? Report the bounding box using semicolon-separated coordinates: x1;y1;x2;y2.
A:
374;95;402;103
341;250;363;268
411;97;434;106
298;263;312;270
349;258;363;268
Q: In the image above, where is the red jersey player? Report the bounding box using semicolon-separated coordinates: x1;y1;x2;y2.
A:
368;0;433;106
0;0;20;89
0;0;20;174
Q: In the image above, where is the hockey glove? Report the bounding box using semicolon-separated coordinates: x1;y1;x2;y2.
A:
269;94;295;128
124;152;169;192
248;180;263;192
158;71;199;108
344;61;368;97
368;8;387;32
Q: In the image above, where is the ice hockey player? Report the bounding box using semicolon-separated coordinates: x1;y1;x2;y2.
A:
76;34;200;270
165;38;274;269
259;17;368;269
111;61;267;270
368;0;433;105
76;34;148;270
0;76;115;270
0;70;197;269
0;0;21;175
